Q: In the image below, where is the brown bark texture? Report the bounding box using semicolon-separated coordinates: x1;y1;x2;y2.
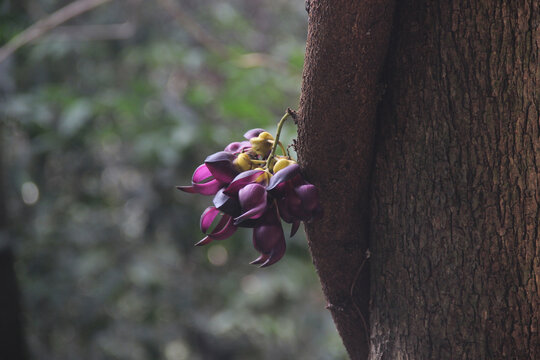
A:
297;1;395;359
370;1;539;359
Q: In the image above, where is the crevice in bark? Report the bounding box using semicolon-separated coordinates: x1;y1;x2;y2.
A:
297;1;395;359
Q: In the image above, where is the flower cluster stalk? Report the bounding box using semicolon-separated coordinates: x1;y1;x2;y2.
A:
265;112;290;169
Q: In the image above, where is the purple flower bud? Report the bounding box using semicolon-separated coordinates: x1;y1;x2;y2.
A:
196;206;237;246
224;141;252;153
277;190;301;223
290;221;301;237
204;151;239;183
177;164;225;196
267;163;301;194
295;184;319;212
223;169;265;196
235;183;268;224
243;128;267;140
268;164;322;225
250;209;286;267
213;188;241;217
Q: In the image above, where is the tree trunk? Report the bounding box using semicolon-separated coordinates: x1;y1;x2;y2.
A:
0;44;27;360
0;248;27;360
297;1;395;359
369;1;539;359
0;134;27;358
298;0;538;359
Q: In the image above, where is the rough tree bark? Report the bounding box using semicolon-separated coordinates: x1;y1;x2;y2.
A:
298;0;538;359
297;1;395;359
370;1;539;359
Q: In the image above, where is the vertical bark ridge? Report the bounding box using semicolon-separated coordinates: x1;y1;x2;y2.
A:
297;1;395;358
370;1;539;359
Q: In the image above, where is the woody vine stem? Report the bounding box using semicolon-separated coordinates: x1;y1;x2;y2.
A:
265;111;291;169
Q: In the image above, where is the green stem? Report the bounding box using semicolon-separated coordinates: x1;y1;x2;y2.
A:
277;141;287;155
266;111;290;169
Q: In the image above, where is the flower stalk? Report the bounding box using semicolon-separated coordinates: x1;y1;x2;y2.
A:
265;111;290;169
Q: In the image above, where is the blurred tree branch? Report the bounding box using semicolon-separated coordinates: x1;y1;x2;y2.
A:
0;0;114;63
157;0;290;71
156;0;229;58
39;23;135;42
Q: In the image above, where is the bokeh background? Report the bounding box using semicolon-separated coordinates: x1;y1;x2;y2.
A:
0;0;347;359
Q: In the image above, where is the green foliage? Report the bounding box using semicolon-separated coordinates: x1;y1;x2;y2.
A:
1;0;347;359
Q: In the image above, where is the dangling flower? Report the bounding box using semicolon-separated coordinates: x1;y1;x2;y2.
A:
222;169;270;224
267;163;322;236
177;151;238;195
196;206;237;246
249;208;286;267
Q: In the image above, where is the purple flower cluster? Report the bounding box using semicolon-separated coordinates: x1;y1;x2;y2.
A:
177;128;321;267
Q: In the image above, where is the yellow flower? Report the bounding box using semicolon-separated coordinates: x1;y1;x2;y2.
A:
273;158;296;173
249;132;274;157
234;153;252;171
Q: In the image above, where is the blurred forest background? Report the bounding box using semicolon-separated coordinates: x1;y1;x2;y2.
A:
0;0;347;359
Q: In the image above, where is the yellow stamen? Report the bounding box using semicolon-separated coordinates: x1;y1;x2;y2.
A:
250;132;275;157
273;158;296;173
253;167;273;184
234;153;252;171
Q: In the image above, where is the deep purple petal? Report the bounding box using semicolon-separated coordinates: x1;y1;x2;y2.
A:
176;185;199;194
235;217;264;228
208;215;237;240
200;206;220;234
200;207;237;240
267;164;301;192
235;184;268;224
213;188;241;217
240;140;252;149
224;141;252;153
177;164;225;196
224;169;265;196
250;253;269;265
204;151;238;183
176;180;222;195
251;209;286;267
295;184;319;211
252;224;282;254
243;128;266;140
252;210;282;253
260;240;286;267
179;178;223;196
277;192;302;223
224;141;242;153
194;236;213;246
234;203;267;224
238;184;267;211
290;221;301;237
277;199;294;223
192;164;213;183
